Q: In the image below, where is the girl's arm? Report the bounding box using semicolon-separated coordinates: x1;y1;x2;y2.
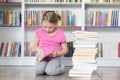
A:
48;42;68;57
56;42;69;56
32;36;39;53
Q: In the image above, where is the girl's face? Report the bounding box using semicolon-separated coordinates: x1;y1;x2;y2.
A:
43;20;56;33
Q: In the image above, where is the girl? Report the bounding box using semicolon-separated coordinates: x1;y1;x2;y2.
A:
32;11;68;76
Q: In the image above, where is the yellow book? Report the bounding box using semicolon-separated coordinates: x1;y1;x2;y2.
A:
106;9;112;26
57;10;62;26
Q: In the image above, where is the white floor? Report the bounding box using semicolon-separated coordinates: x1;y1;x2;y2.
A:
0;66;120;80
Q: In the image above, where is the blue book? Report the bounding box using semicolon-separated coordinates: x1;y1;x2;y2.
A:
111;10;114;26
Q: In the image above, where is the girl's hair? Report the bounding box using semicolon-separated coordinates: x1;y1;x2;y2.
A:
42;11;61;24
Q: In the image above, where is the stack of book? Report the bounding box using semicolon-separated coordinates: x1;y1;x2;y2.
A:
69;31;99;80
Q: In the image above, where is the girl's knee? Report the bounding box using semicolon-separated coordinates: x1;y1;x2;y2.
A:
45;69;57;75
34;61;47;75
45;66;65;76
34;66;45;75
45;69;65;76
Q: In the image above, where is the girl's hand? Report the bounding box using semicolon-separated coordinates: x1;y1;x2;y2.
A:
48;51;57;57
32;46;39;53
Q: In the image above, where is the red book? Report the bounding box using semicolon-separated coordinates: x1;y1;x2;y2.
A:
118;42;120;57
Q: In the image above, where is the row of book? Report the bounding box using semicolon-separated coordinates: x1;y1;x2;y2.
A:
91;41;119;59
25;10;75;26
85;10;120;27
87;0;120;2
0;10;21;26
72;41;120;59
69;31;99;80
24;42;35;57
2;41;120;58
25;0;82;2
0;41;74;57
0;42;21;57
24;41;74;57
0;0;7;2
0;10;75;27
101;41;120;59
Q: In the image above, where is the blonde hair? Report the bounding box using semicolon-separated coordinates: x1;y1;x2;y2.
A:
42;11;61;24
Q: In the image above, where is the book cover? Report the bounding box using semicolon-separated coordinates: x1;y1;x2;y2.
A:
36;47;45;61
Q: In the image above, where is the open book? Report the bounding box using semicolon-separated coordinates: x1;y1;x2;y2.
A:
36;47;45;61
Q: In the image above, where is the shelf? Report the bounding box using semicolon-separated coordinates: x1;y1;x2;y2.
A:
0;26;22;31
0;57;22;66
21;57;36;66
59;26;82;29
0;2;21;6
97;58;120;66
85;2;120;5
85;26;120;28
25;2;82;5
0;57;72;66
25;26;82;29
0;26;21;28
25;2;82;7
85;2;120;8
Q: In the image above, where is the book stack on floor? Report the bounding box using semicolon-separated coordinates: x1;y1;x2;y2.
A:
69;31;99;80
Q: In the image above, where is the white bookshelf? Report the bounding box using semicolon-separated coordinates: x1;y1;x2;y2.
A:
0;57;22;66
1;0;120;66
84;0;120;66
97;58;120;67
0;0;82;66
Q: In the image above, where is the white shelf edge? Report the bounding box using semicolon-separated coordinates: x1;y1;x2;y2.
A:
97;58;120;67
0;57;22;66
0;57;72;66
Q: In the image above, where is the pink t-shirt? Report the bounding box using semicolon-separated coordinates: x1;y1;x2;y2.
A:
35;27;66;60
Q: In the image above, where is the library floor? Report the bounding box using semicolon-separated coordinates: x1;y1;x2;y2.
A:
0;66;120;80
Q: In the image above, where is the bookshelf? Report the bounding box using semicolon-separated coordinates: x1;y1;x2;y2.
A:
24;0;82;66
1;0;120;66
0;0;82;66
84;0;120;66
0;0;23;65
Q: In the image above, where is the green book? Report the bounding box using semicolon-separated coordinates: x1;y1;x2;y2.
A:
0;11;4;26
